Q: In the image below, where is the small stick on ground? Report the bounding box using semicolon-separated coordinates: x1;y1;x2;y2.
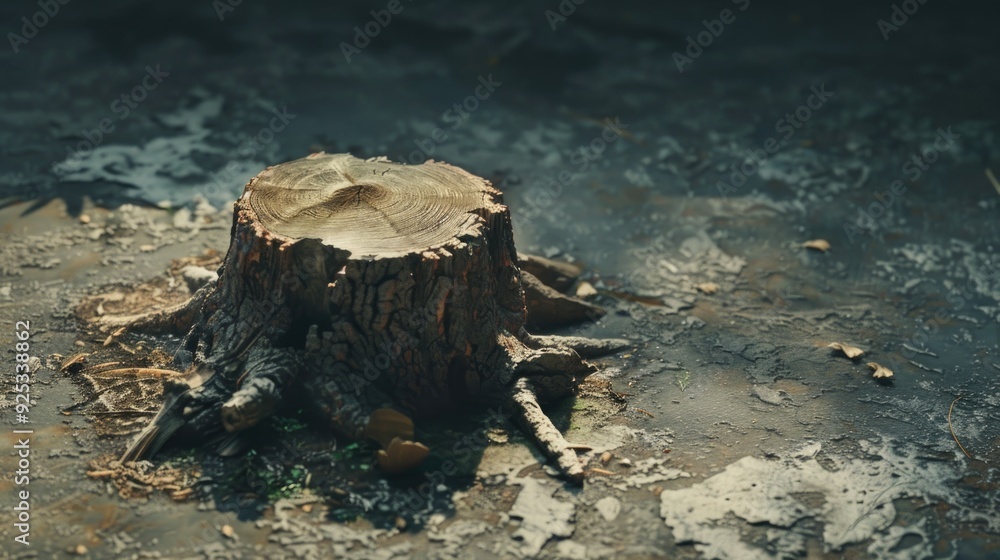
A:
633;407;655;418
948;395;973;459
86;470;115;479
901;343;937;358
85;362;123;372
508;377;584;484
986;168;1000;196
907;359;943;374
88;367;182;378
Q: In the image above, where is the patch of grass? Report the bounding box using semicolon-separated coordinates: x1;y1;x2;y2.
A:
258;462;308;501
331;442;365;462
271;415;307;433
328;442;376;473
234;450;310;502
674;370;691;391
267;464;307;501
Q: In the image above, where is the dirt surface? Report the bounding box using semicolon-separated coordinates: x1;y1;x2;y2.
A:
1;0;999;558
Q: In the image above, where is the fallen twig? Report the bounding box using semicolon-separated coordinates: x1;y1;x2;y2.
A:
86;367;181;377
83;361;123;373
86;470;115;479
986;168;1000;196
901;343;937;358
907;359;943;374
948;396;973;459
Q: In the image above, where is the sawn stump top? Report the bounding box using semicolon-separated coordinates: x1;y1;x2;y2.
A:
244;153;503;258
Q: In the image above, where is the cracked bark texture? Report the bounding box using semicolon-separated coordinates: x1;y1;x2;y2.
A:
119;153;626;482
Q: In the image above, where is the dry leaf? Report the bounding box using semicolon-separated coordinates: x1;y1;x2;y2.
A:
575;281;598;299
867;362;894;379
364;408;415;449
827;342;864;359
376;437;430;474
695;282;719;295
802;239;831;252
60;353;89;373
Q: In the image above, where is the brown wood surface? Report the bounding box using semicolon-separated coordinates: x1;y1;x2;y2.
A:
113;153;627;482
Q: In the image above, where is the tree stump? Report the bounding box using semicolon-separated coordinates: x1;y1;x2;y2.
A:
117;153;626;483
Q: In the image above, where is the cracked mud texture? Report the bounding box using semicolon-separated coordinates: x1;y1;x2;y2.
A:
1;0;999;558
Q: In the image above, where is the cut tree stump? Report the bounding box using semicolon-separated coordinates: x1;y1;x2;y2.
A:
113;153;627;483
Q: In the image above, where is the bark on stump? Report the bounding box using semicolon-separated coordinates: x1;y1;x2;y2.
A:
119;153;625;483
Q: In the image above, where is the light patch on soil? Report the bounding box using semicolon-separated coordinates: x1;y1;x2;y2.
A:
660;441;968;558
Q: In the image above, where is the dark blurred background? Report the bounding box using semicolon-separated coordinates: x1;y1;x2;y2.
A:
2;0;998;222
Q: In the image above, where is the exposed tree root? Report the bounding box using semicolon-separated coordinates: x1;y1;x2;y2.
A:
92;285;212;336
518;253;583;292
522;270;606;329
508;377;585;484
522;332;630;359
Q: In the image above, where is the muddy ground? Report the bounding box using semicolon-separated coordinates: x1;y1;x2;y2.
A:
1;0;999;558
